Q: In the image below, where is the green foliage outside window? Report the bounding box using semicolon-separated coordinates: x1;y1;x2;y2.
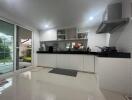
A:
0;38;11;61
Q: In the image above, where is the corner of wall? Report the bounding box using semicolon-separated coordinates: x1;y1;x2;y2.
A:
32;30;40;67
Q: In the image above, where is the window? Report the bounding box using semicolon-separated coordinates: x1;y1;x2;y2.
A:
0;20;14;74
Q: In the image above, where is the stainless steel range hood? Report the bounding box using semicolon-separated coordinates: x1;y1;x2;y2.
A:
96;18;129;33
96;2;129;34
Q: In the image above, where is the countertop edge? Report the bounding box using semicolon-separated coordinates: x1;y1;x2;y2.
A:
37;51;131;58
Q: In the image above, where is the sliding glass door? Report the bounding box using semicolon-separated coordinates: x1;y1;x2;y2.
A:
0;20;14;74
0;19;33;74
16;26;32;70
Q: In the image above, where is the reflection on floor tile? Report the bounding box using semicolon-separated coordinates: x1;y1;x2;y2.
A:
0;67;125;100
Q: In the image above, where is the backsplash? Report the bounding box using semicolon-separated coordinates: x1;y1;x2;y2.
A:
39;39;88;52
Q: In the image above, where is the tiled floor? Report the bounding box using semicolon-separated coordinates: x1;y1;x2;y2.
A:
0;67;125;100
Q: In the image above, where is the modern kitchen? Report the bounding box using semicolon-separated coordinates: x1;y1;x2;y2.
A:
0;0;132;100
36;1;131;99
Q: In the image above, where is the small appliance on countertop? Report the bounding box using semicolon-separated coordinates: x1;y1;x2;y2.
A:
96;46;117;53
95;46;131;58
48;46;53;53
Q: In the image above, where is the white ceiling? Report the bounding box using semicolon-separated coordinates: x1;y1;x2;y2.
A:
0;0;115;31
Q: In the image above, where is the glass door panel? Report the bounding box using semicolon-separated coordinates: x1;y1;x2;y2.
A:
16;26;32;70
0;20;14;74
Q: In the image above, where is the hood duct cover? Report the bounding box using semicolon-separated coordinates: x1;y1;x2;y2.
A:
96;2;130;34
96;18;129;34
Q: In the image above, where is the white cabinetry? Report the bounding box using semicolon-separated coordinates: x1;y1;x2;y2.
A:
68;55;84;71
37;54;95;72
56;54;69;69
83;55;95;72
37;54;56;68
95;57;131;95
56;54;83;70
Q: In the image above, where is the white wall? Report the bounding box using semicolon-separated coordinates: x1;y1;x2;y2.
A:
33;30;40;66
109;21;132;52
87;29;109;52
0;9;40;67
39;29;57;41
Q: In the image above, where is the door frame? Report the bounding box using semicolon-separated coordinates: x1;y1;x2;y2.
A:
0;16;34;73
15;25;33;70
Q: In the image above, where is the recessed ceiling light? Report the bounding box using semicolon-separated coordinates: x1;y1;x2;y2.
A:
89;17;94;20
44;24;49;28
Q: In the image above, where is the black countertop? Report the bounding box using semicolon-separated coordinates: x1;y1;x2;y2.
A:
37;51;97;55
37;51;131;58
97;52;131;58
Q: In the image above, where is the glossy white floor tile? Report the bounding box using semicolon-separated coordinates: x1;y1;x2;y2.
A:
0;67;125;100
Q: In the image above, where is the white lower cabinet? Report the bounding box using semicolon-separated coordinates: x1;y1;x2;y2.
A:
83;55;95;72
68;55;84;71
56;54;69;69
37;54;95;72
56;54;83;70
37;54;56;68
95;57;131;95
